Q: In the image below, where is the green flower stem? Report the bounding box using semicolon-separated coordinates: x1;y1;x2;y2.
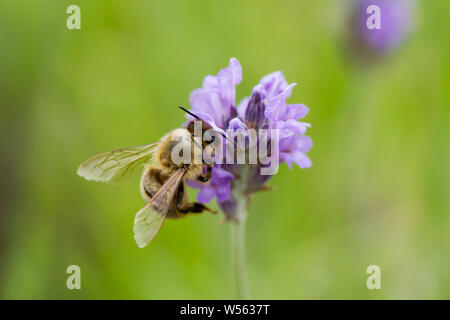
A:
230;197;250;300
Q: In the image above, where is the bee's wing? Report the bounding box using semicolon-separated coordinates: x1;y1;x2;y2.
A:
133;169;186;248
133;204;166;248
77;142;159;184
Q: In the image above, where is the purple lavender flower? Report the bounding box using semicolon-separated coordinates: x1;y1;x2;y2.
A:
352;0;416;55
186;58;312;221
189;58;241;134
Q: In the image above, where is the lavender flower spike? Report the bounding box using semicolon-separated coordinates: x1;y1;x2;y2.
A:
352;0;416;55
185;58;312;222
184;58;312;299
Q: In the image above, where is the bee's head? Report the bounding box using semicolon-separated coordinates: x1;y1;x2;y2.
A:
186;119;217;146
179;106;235;148
180;106;216;147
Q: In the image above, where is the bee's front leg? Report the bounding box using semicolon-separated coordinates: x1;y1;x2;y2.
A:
176;183;216;214
197;164;212;183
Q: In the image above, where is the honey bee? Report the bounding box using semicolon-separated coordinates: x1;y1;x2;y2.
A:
77;107;227;248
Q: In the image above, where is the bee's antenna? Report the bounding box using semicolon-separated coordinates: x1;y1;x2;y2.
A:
178;106;237;146
220;133;237;146
178;106;200;120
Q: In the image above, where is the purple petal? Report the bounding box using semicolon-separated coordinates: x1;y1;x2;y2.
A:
216;184;232;202
225;58;242;85
228;117;247;131
283;152;312;169
186;178;203;189
295;135;313;153
236;96;250;119
259;71;289;99
212;165;234;181
275;119;310;137
189;88;225;126
265;83;296;121
279;135;313;169
282;104;309;120
217;58;242;108
194;166;234;203
202;75;218;88
197;186;217;203
280;135;313;153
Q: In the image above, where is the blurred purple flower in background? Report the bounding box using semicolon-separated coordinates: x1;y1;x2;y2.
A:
185;58;312;221
352;0;416;55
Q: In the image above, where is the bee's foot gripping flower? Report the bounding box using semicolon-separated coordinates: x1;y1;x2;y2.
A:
185;58;312;222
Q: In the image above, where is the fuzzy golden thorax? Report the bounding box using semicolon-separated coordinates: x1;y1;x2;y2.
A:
153;128;204;180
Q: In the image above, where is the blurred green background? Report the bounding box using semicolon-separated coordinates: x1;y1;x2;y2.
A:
0;0;449;299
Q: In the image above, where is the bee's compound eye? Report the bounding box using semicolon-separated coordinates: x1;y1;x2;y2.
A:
203;131;213;144
204;135;216;146
186;121;196;134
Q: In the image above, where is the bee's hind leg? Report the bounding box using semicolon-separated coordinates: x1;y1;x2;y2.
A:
180;202;217;214
176;183;216;214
